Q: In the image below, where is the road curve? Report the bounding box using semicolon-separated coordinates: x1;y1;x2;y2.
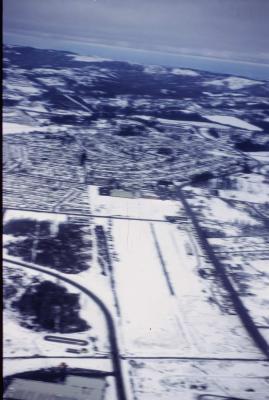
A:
3;258;127;400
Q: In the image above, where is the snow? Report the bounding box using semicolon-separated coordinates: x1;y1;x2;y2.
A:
3;122;47;135
205;76;263;90
186;190;263;236
112;219;191;356
4;209;67;224
132;115;153;121
128;359;269;400
249;151;269;162
3;358;113;377
221;255;269;327
6;83;42;96
111;219;261;358
88;185;181;220
95;120;110;128
203;197;258;225
171;68;199;77
25;104;48;112
68;54;110;62
37;77;66;86
156;117;225;129
113;98;128;107
3;260;109;358
204;115;262;131
144;65;167;74
218;173;269;203
209;236;269;254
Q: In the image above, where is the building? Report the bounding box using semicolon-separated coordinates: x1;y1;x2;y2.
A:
110;189;136;198
4;376;106;400
99;187;111;196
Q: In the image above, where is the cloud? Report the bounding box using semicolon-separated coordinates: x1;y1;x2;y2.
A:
3;0;269;63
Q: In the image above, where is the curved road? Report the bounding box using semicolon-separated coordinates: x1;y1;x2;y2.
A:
3;258;127;400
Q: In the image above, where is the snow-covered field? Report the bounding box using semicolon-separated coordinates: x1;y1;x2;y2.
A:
204;114;262;131
67;54;111;62
3;122;47;135
111;219;191;356
155;117;223;129
4;209;67;224
219;254;269;327
171;68;199;77
185;187;264;236
88;185;181;220
3;357;113;377
204;76;264;90
217;173;269;203
127;359;269;400
111;218;262;358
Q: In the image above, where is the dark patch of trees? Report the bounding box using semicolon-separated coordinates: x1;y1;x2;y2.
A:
4;219;36;236
235;139;269;152
50;115;79;125
4;99;19;107
191;171;214;184
5;221;91;274
157;147;173;156
208;128;219;138
13;281;88;333
157;179;173;186
4;219;51;237
116;125;143;136
242;162;252;174
80;150;87;166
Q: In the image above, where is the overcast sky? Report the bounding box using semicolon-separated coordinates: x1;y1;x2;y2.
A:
4;0;269;64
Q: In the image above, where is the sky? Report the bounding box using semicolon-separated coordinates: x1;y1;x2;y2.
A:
3;0;269;77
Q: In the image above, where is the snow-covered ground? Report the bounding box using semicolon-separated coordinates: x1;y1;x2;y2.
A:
88;185;181;220
171;68;199;77
3;122;47;135
156;117;223;129
217;173;269;203
144;65;167;74
185;188;263;236
249;151;269;162
5;82;42;96
111;218;262;358
204;114;262;131
219;254;269;327
4;209;67;224
204;76;263;90
3;261;109;358
111;219;191;356
3;357;113;377
127;359;269;400
67;54;111;62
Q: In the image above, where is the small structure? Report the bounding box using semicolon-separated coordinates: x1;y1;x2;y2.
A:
99;187;111;196
110;188;136;198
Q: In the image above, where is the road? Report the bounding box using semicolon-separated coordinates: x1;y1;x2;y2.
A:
3;258;127;400
5;206;172;223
